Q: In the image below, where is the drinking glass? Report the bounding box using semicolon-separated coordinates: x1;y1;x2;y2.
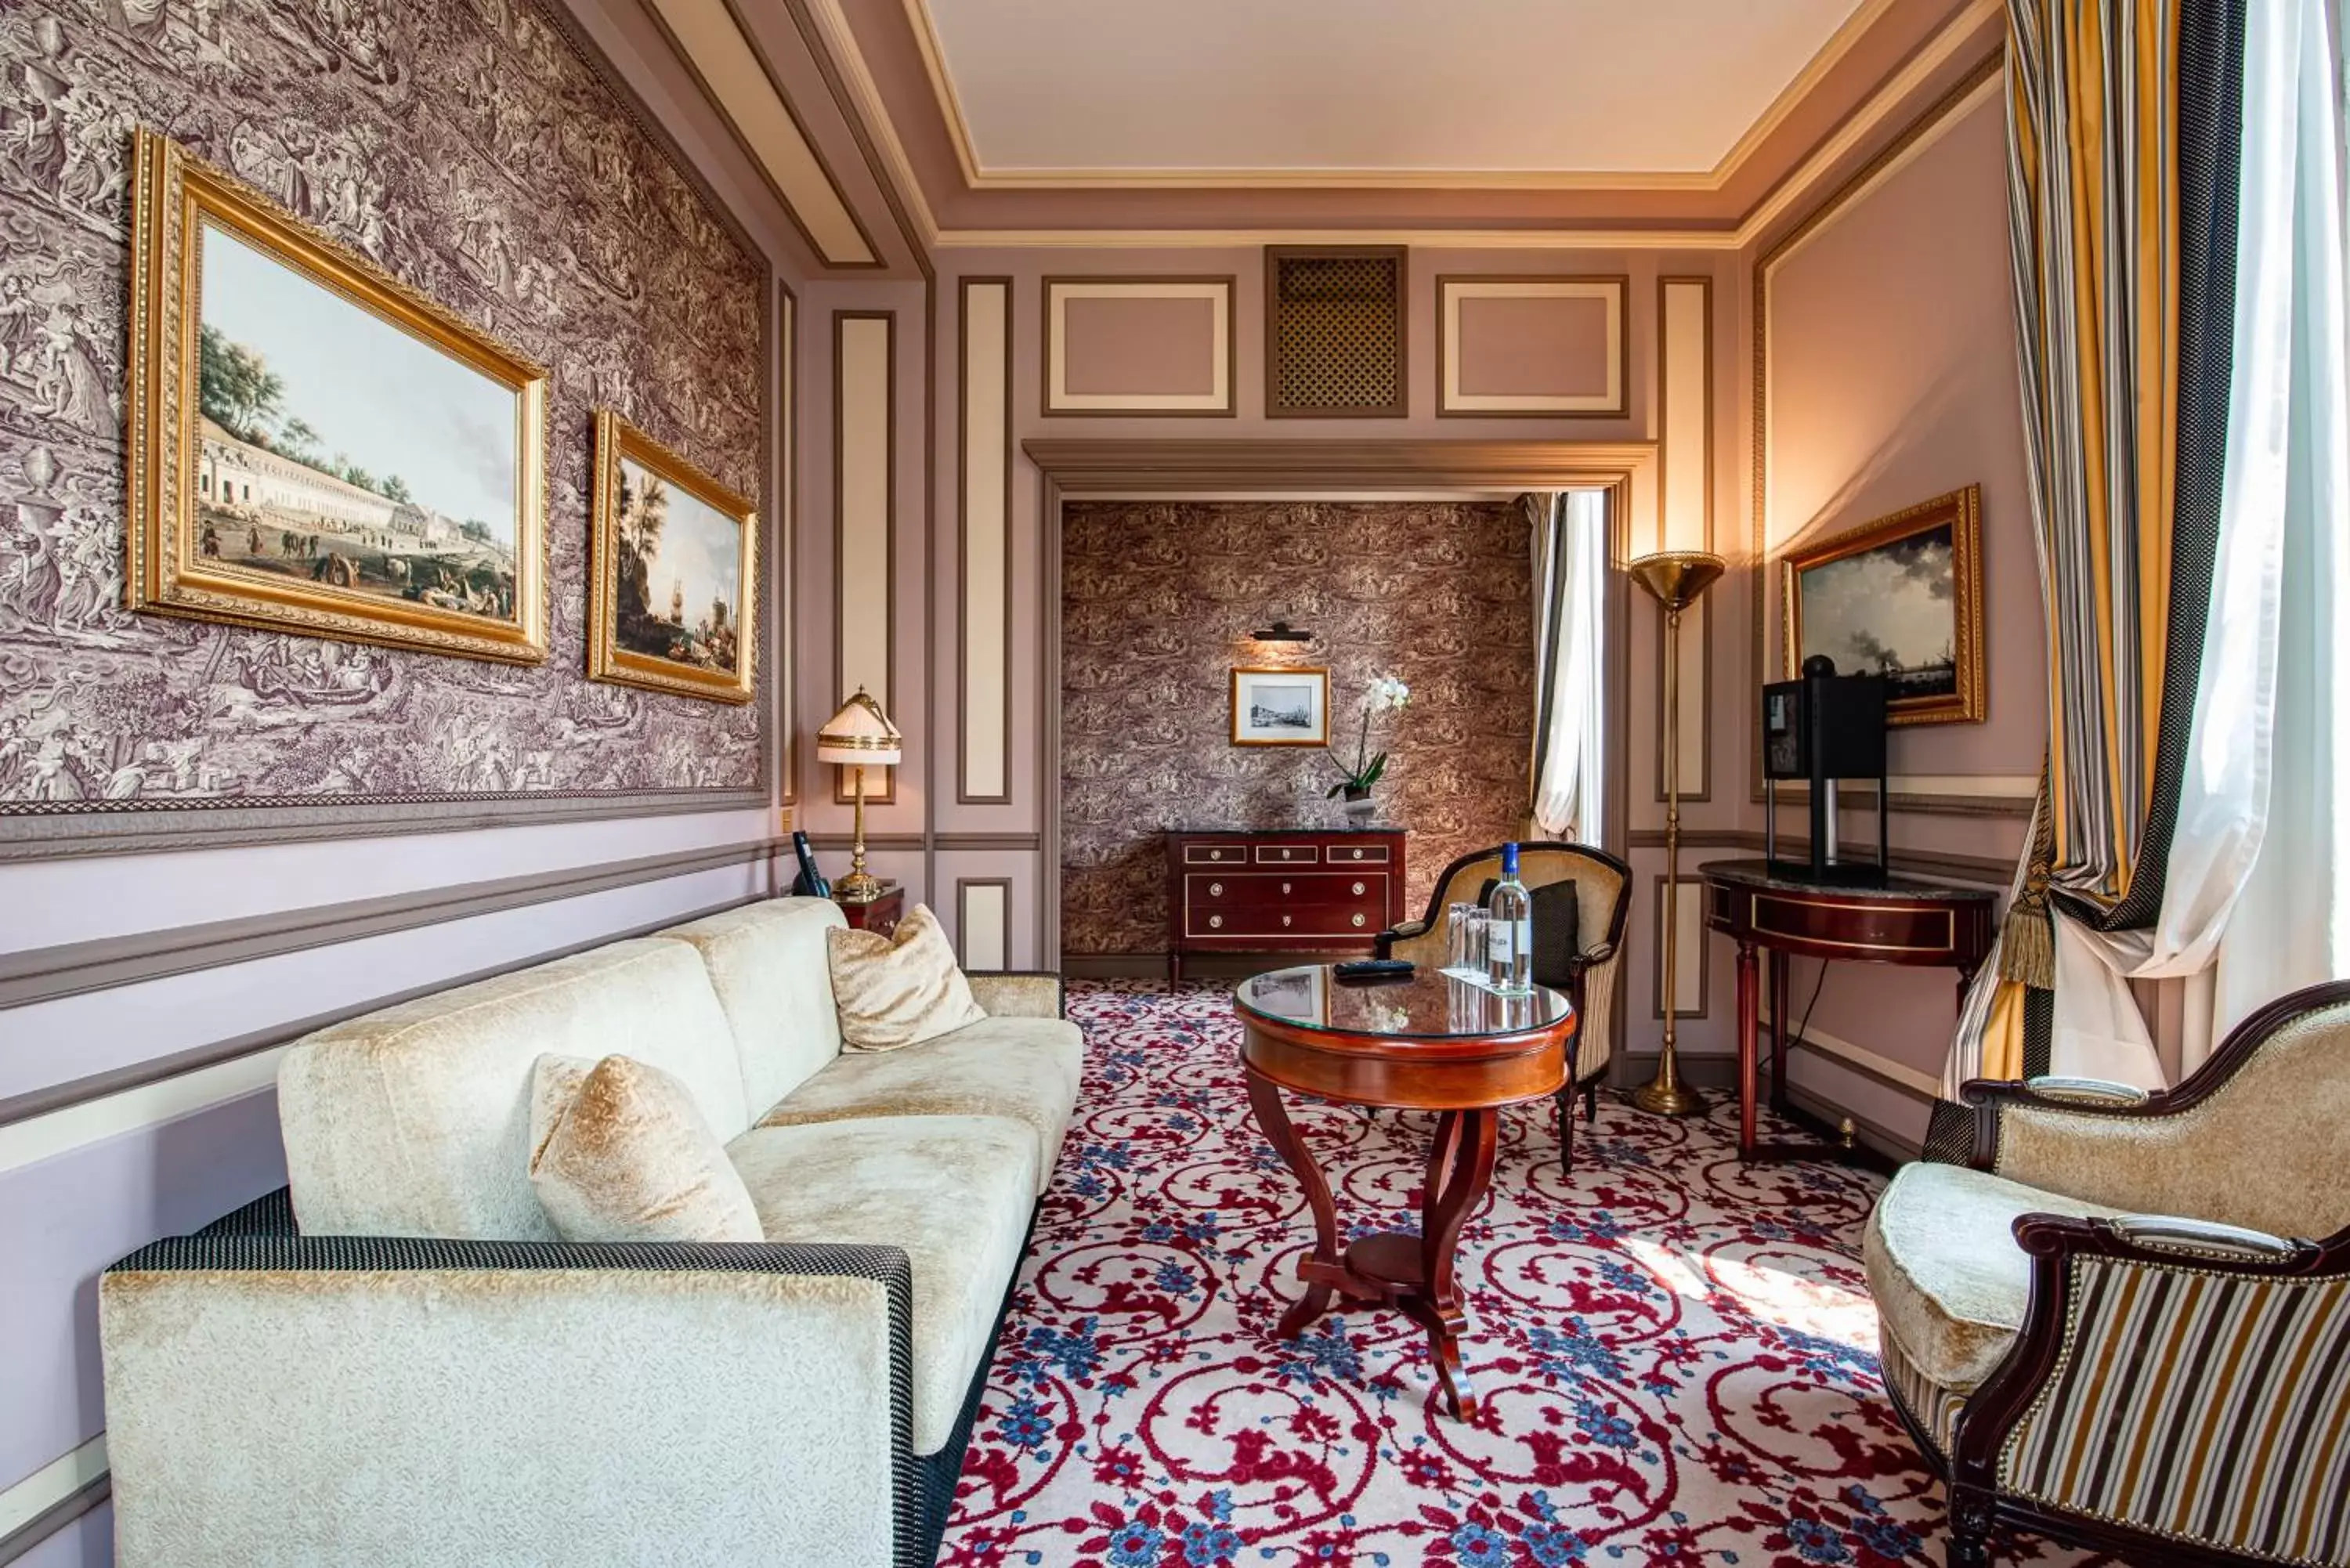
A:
1444;901;1480;976
1459;912;1491;982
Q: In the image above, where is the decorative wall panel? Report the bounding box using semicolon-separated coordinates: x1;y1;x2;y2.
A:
1657;275;1711;801
960;280;1011;801
0;0;770;855
1438;276;1626;416
1043;278;1233;416
1265;248;1406;417
1061;500;1531;955
956;877;1009;971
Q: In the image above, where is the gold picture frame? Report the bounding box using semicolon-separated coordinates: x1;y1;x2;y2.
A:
1230;666;1329;746
1781;483;1986;725
588;410;759;705
125;129;549;663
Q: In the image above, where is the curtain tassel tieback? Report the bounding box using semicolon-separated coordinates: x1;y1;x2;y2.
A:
1999;882;2056;991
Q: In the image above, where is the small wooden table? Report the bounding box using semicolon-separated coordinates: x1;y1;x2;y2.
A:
1235;964;1574;1418
833;884;902;938
1698;859;1995;1161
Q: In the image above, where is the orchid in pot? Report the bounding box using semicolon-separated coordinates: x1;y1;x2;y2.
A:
1327;673;1409;822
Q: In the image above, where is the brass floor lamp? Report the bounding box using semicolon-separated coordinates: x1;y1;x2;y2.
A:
1628;551;1726;1118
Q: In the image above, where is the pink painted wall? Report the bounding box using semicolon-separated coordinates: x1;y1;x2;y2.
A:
1739;82;2040;1150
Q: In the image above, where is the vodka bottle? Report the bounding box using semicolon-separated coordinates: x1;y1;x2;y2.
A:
1486;842;1533;994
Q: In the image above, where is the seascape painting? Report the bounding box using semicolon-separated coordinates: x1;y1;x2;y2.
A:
1783;484;1986;725
1795;522;1957;696
588;411;757;703
194;223;524;624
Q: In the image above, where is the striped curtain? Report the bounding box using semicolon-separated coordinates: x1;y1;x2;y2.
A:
1937;0;2240;1108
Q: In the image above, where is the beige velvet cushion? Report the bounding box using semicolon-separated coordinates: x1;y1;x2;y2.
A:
656;898;847;1111
727;1115;1039;1454
280;938;750;1241
1992;996;2350;1238
826;905;985;1052
1863;1161;2119;1393
530;1055;761;1244
760;1015;1084;1194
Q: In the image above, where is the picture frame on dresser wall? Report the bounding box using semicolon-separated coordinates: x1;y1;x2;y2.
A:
587;410;758;704
125;128;550;664
1781;482;1985;725
1231;667;1329;746
1437;276;1627;417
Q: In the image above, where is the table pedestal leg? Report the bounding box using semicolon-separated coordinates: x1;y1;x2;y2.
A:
1246;1069;1338;1339
1416;1107;1498;1418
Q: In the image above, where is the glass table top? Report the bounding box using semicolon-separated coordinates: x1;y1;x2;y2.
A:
1235;963;1571;1042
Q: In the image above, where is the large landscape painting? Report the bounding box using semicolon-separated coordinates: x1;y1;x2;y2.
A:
185;213;536;641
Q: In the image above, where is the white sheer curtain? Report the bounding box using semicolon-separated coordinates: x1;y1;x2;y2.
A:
1528;490;1607;844
2044;0;2350;1082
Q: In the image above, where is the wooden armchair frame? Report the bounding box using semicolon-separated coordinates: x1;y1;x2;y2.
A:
1376;840;1633;1173
1900;979;2350;1568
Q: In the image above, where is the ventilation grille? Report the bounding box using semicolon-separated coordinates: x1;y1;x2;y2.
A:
1267;248;1405;417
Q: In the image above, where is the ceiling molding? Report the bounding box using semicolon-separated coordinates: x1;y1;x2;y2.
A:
791;0;1998;254
913;0;1907;194
1023;438;1658;494
801;0;944;249
923;0;2000;251
644;0;884;266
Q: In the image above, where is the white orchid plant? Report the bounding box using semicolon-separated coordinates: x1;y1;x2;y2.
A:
1327;673;1410;797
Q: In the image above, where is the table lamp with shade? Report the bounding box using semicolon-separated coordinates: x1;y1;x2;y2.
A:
815;686;901;902
1625;548;1726;1118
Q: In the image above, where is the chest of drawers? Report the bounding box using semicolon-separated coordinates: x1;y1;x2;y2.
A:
1164;829;1408;985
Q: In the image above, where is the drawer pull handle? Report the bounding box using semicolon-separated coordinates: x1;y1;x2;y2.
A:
1281;915;1292;927
1281;882;1291;895
1352;848;1364;859
1208;915;1223;930
1351;881;1365;896
1209;882;1223;897
1351;913;1366;928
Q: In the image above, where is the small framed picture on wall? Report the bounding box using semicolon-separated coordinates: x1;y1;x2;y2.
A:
1231;667;1329;746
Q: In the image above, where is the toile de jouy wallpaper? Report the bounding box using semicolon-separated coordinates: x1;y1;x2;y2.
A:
1061;500;1534;955
0;0;766;826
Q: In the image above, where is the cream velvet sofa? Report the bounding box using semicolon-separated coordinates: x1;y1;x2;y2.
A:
98;897;1079;1568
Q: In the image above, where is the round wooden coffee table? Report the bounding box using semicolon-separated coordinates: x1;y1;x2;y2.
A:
1235;963;1576;1418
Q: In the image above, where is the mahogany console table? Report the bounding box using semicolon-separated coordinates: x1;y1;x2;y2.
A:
1698;859;1995;1162
1235;963;1574;1418
1166;827;1407;985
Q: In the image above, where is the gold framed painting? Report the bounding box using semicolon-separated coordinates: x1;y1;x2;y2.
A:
125;129;549;663
1782;482;1986;725
588;410;758;704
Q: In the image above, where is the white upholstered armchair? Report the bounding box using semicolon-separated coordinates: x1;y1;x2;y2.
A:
1865;979;2350;1567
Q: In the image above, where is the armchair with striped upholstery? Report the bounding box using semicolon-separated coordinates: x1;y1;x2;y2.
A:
1864;980;2350;1567
1375;842;1631;1173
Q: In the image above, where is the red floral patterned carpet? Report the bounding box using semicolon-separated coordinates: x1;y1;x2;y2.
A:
940;981;2101;1568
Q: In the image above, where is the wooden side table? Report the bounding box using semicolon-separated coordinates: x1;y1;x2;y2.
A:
1698;859;1995;1161
1235;964;1574;1419
834;884;902;938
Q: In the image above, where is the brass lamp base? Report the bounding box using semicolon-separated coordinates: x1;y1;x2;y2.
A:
1630;1077;1707;1118
835;871;883;902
